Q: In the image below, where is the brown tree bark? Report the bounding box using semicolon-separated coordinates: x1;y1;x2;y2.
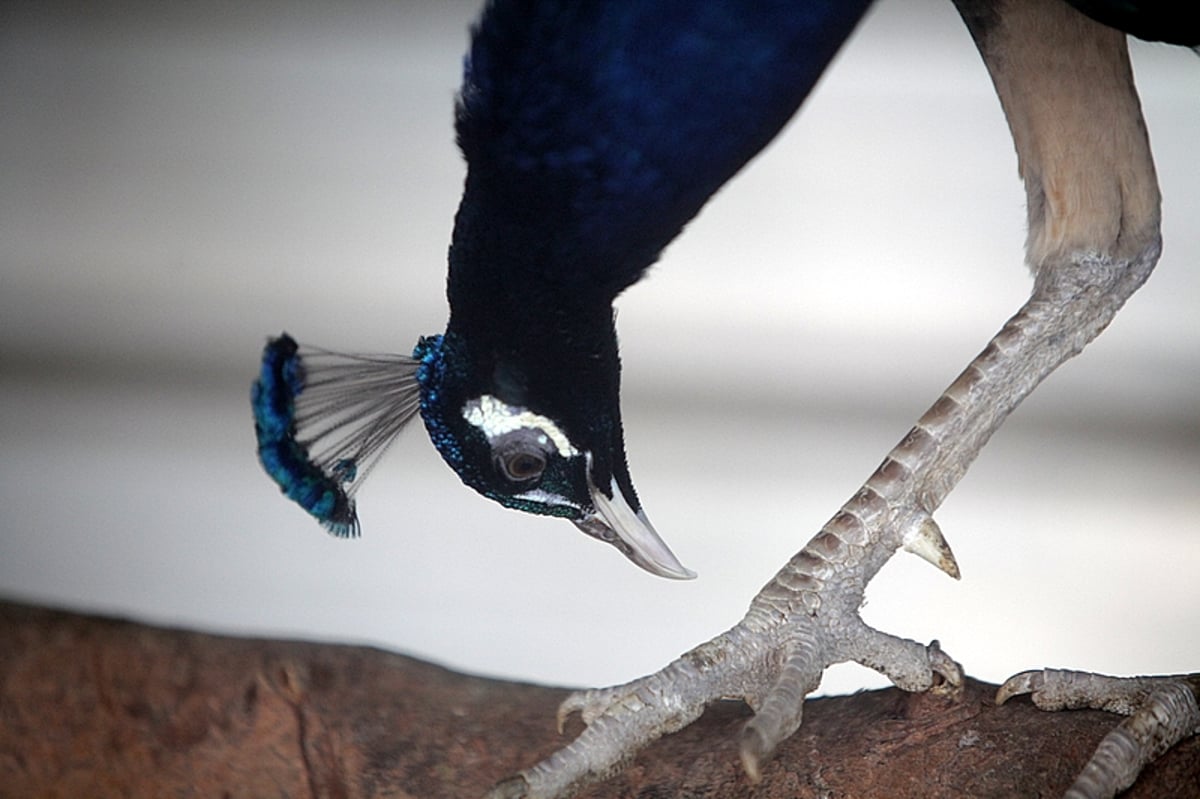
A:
1;600;1196;798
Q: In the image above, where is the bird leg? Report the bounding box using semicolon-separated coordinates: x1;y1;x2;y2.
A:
488;222;1158;798
957;2;1197;797
488;1;1185;796
998;670;1200;799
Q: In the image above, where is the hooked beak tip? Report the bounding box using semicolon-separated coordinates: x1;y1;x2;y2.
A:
577;478;696;580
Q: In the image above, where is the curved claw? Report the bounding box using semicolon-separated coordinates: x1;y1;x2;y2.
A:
555;685;627;733
996;668;1163;714
927;640;965;697
996;669;1043;706
487;776;531;799
736;637;822;780
738;725;771;784
493;595;970;796
995;670;1200;799
555;692;586;734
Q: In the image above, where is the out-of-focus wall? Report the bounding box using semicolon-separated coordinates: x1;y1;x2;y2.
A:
1;0;1197;694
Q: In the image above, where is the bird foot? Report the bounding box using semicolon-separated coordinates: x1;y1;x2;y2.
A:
489;239;1165;798
997;669;1200;799
487;563;964;799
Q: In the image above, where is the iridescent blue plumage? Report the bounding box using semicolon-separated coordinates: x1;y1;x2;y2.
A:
413;334;463;473
252;335;356;536
252;1;874;578
252;333;421;537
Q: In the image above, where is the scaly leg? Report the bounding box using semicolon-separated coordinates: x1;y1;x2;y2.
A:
998;670;1200;799
489;1;1184;796
962;2;1198;796
489;241;1159;799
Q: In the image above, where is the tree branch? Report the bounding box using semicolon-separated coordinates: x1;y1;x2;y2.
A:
1;601;1195;797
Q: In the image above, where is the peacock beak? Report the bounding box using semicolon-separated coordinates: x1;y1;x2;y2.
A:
575;475;696;580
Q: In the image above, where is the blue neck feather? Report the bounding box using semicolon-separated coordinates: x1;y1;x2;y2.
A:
453;0;871;301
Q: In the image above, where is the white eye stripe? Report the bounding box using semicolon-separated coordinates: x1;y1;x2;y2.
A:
513;487;581;511
461;394;578;458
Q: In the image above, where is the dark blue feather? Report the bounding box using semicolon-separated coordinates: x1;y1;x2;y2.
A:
251;2;874;570
435;0;872;518
1063;0;1200;45
252;333;421;537
451;0;871;301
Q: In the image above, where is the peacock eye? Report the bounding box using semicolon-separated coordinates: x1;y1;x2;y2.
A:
496;448;547;483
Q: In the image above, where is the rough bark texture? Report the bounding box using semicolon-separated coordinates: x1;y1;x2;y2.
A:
1;601;1196;798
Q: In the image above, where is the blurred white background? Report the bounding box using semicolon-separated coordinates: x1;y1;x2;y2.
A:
1;1;1197;697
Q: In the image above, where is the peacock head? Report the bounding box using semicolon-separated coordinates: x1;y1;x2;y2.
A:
413;332;694;579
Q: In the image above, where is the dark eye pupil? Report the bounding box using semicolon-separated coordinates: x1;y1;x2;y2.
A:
501;451;545;482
